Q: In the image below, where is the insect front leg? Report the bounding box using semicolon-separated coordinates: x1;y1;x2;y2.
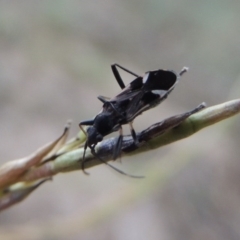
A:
79;119;94;136
79;119;95;175
97;95;110;104
81;141;90;175
111;64;140;89
79;124;87;136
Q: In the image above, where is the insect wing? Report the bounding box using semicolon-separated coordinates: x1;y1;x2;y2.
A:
110;76;143;102
125;70;178;120
143;70;177;93
101;69;178;123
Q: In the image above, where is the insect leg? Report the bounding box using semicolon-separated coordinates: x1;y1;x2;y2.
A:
113;64;140;77
79;119;95;174
111;64;126;89
111;64;140;89
79;119;94;136
90;145;144;178
113;127;123;160
79;124;87;136
79;119;94;126
129;122;139;146
97;95;110;103
81;141;90;175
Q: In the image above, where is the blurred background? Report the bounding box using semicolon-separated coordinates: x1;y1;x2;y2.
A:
0;0;240;239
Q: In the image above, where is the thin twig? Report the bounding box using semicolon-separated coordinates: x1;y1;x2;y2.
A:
0;99;239;211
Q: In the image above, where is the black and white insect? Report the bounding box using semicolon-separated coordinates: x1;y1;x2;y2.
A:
79;64;188;175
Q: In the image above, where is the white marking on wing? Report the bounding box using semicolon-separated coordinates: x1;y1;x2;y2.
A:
143;72;150;83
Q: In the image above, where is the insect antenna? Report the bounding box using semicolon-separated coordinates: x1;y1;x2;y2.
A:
89;147;144;179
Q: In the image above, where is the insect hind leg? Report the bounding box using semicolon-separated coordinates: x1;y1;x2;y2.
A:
111;64;140;89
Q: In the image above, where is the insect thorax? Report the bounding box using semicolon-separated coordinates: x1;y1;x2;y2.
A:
93;113;119;136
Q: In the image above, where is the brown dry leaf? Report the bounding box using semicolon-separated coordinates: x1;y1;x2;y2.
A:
0;179;50;211
0;123;70;189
